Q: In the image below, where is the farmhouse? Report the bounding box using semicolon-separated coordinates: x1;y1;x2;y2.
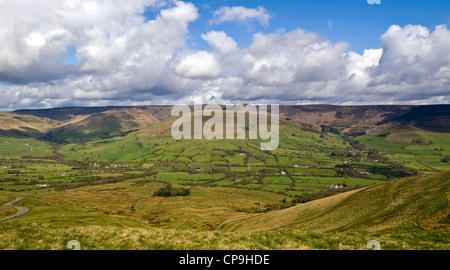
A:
328;184;344;189
90;163;101;168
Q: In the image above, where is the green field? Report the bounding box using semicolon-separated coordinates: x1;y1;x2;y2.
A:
0;106;449;250
0;171;448;250
357;130;450;172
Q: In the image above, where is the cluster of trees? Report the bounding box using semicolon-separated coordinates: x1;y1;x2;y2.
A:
153;184;190;197
411;137;432;145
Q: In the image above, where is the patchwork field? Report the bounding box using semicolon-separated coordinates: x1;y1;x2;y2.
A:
0;105;449;250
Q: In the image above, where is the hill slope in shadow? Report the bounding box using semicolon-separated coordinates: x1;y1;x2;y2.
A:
0;104;449;141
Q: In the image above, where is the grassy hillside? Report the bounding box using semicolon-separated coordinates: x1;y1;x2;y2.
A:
219;171;450;234
2;104;450;138
42;107;171;142
0;106;174;142
0;172;447;250
0;105;449;250
0;112;59;137
0;135;53;159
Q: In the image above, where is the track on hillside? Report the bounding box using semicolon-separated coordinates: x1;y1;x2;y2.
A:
0;198;29;221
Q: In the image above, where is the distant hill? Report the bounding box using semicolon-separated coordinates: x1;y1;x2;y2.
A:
386;105;450;133
0;104;449;141
281;104;450;135
41;108;171;142
0;106;173;142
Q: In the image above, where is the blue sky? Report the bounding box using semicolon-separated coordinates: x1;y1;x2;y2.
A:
186;0;450;53
61;0;450;65
3;0;450;109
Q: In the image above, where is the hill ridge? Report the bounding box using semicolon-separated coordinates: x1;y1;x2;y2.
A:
1;104;448;141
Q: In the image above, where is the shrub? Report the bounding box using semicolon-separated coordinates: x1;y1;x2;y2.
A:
153;184;191;197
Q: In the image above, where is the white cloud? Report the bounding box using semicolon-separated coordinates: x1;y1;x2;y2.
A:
371;24;450;85
201;31;238;54
0;1;450;110
238;29;349;86
345;48;382;87
363;24;450;103
228;24;450;105
0;0;201;108
175;51;221;79
209;6;272;27
0;0;168;82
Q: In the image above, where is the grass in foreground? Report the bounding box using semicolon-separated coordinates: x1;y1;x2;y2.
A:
0;172;448;250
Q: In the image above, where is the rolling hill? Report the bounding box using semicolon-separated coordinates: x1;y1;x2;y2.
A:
0;106;173;142
1;104;449;140
0;171;447;250
0;104;449;250
219;171;450;233
281;104;450;136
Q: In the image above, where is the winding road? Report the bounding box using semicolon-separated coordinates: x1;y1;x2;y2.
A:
0;197;29;221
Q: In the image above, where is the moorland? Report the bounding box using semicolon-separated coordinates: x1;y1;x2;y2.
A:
0;104;449;250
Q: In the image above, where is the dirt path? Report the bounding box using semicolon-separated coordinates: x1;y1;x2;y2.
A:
0;198;29;221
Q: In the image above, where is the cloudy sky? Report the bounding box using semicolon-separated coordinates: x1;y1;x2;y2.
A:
1;0;450;110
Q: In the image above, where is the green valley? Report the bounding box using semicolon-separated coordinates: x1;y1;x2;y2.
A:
0;105;449;250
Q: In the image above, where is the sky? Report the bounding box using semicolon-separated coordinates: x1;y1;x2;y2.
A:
1;0;450;110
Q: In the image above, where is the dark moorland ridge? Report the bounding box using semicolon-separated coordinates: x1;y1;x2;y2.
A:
1;104;449;141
